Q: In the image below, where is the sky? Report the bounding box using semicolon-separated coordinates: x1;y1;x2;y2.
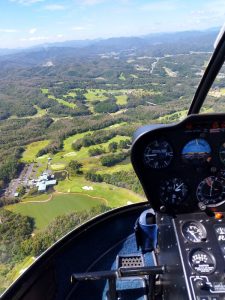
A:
0;0;225;48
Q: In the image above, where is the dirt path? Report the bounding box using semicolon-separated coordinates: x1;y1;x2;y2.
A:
21;194;53;203
21;191;108;205
55;191;108;205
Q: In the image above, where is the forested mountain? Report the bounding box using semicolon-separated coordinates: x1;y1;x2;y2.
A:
0;29;218;173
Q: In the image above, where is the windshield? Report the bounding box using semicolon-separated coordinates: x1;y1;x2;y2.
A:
0;0;224;294
200;63;225;113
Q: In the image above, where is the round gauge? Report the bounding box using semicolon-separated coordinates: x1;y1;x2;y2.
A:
159;178;188;205
182;221;207;243
216;226;225;235
190;249;216;275
196;176;225;205
219;142;225;165
182;138;211;165
144;140;173;169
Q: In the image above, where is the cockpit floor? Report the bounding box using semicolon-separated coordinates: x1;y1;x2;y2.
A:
68;233;154;300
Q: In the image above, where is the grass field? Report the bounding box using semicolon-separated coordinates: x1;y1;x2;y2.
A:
51;163;66;171
29;121;129;176
115;95;128;105
33;105;47;117
156;110;188;123
119;72;126;80
7;193;105;230
8;256;35;283
40;88;49;94
85;89;108;101
48;95;76;108
16;118;143;232
55;176;143;207
22;140;50;162
22;193;50;202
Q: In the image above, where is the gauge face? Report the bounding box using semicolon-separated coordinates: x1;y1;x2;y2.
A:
196;176;225;205
144;140;173;169
182;138;211;165
159;178;188;205
190;249;216;275
216;226;225;235
182;221;206;243
219;142;225;165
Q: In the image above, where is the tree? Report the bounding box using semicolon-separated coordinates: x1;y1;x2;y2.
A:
108;142;118;153
16;185;26;197
68;160;83;175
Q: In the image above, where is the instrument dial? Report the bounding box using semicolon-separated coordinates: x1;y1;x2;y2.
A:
190;249;216;275
159;178;188;205
216;226;225;235
144;140;173;169
182;221;206;243
196;176;225;205
182;138;211;165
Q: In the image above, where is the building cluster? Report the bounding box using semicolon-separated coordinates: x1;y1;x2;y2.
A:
29;171;57;192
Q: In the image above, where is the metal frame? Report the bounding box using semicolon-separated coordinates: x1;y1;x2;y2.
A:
188;28;225;115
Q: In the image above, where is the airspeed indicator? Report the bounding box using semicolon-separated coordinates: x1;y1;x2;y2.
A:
144;140;173;169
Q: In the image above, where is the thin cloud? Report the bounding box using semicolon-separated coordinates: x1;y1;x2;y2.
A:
140;1;178;11
79;0;106;6
0;28;19;33
43;4;66;11
21;36;49;41
71;26;86;31
10;0;45;5
29;28;37;34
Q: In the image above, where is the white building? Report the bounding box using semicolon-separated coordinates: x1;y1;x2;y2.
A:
36;172;57;192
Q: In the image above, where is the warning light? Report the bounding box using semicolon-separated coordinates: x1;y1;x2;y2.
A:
215;213;223;220
212;121;219;129
186;123;192;130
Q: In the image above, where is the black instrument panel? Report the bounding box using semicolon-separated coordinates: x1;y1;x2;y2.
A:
173;212;225;300
131;114;225;214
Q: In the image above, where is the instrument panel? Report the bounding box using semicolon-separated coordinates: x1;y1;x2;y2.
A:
131;114;225;214
173;212;225;300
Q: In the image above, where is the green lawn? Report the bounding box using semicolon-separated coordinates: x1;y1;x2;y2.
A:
115;95;128;105
47;135;131;173
85;89;108;101
33;105;47;117
22;193;50;202
51;163;66;171
48;95;76;108
22;140;50;162
30;121;129;173
63;91;76;98
55;176;143;207
130;74;138;78
40;88;49;94
7;193;105;230
156;110;188;123
8;256;35;282
119;72;126;80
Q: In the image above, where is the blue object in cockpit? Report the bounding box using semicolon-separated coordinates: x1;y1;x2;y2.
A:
134;209;158;253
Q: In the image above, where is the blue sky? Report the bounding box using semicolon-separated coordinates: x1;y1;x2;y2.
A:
0;0;225;48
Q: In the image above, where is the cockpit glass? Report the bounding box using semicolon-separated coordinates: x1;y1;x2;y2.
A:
200;63;225;114
0;0;225;295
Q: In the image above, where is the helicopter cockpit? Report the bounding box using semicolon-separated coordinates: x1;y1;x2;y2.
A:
2;18;225;300
127;25;225;300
